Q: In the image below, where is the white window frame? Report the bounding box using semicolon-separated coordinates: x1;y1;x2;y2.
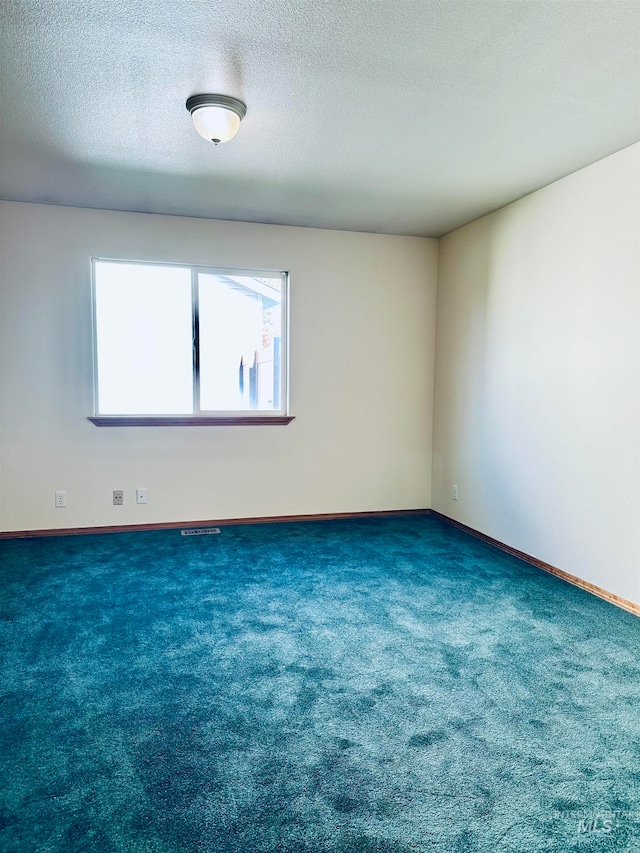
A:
89;258;291;425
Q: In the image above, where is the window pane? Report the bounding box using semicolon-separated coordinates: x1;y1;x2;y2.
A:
198;273;283;411
95;262;193;415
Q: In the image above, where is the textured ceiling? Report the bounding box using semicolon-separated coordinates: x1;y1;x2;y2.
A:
1;0;638;236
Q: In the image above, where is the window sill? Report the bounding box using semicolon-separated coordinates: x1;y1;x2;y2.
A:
88;416;295;427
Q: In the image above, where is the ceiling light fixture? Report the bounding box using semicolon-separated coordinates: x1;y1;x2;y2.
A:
185;94;247;145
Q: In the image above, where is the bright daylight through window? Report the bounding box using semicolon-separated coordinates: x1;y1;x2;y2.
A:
92;260;288;420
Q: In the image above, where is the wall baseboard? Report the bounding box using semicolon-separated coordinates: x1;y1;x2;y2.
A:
430;510;640;617
0;508;431;540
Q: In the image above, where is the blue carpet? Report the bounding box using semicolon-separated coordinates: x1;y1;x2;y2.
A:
0;515;639;852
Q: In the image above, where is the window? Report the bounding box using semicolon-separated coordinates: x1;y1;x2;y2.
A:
90;259;291;425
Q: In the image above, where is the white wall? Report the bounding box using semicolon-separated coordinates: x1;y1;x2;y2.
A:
0;203;438;531
432;144;640;605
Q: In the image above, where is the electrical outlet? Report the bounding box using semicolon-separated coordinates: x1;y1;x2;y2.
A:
55;491;66;508
113;490;124;506
136;488;147;505
452;484;458;501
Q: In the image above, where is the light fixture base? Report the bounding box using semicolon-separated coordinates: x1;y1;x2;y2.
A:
185;94;247;121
